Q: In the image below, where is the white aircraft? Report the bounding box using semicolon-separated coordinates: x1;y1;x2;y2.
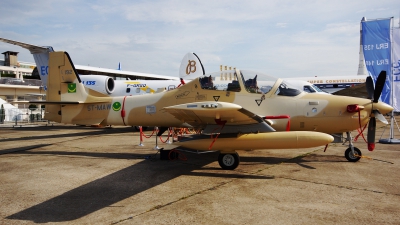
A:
1;37;332;97
285;75;368;94
0;37;205;95
25;51;393;170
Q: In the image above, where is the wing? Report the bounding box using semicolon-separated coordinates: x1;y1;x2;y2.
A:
163;101;275;134
332;83;368;98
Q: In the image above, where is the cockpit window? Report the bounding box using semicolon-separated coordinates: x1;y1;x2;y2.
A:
199;69;303;97
241;70;277;94
275;82;302;96
312;84;324;93
303;85;316;93
199;75;215;90
200;70;241;92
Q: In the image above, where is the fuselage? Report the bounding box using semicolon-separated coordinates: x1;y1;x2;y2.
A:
67;69;392;135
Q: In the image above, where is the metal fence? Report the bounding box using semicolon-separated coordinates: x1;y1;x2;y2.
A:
0;108;50;127
0;78;43;86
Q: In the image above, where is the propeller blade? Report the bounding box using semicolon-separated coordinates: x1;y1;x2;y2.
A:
373;71;386;103
366;76;374;100
373;110;388;124
367;117;376;151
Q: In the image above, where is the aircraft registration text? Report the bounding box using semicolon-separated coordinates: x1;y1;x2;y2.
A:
87;104;111;111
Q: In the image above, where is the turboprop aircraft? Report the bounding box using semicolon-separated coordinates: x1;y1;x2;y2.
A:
27;51;393;170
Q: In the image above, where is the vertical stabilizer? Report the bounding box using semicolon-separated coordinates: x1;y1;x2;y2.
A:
45;51;83;122
44;51;111;124
179;52;205;80
0;37;54;89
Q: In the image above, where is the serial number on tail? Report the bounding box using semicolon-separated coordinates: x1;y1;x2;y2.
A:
87;104;112;111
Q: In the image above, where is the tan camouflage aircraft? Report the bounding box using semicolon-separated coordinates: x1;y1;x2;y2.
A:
31;51;393;170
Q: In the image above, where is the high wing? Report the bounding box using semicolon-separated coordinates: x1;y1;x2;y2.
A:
164;101;275;134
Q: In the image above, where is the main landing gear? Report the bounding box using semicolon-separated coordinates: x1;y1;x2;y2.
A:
344;132;362;162
218;152;240;170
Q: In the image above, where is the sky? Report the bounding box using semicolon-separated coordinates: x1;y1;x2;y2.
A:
1;0;400;78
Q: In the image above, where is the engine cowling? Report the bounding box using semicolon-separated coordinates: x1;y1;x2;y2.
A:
80;75;115;95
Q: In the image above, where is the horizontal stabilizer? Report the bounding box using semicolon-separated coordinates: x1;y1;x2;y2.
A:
0;37;52;54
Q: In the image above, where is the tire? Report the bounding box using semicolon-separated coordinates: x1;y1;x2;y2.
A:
345;147;361;162
218;153;240;170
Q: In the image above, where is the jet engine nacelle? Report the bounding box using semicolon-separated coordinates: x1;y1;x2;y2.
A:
80;75;115;95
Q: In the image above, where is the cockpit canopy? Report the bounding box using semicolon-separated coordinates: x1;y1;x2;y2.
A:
199;69;302;97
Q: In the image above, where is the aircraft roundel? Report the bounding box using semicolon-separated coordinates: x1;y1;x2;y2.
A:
112;102;122;111
68;83;76;93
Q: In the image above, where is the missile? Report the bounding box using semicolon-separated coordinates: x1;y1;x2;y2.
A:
178;131;334;151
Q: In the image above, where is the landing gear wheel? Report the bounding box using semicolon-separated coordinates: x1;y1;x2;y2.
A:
218;153;240;170
345;147;361;162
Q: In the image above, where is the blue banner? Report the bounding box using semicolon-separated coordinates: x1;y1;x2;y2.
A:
361;18;392;105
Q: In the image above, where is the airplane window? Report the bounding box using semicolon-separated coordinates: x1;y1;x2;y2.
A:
126;88;131;93
226;80;241;92
244;75;259;93
146;88;151;93
136;88;140;93
260;86;272;94
200;70;241;92
199;75;215;90
303;86;315;93
312;84;324;92
240;70;277;95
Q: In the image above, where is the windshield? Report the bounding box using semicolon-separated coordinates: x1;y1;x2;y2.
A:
199;70;241;91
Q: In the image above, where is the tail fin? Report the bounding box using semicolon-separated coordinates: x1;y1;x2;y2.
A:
42;51;110;124
179;52;205;80
0;37;54;90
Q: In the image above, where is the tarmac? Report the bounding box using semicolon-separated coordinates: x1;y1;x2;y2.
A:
0;121;399;224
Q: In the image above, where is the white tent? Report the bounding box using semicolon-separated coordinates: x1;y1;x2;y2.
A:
0;98;28;122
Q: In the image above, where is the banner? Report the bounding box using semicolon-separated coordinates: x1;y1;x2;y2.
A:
361;18;392;105
393;28;400;112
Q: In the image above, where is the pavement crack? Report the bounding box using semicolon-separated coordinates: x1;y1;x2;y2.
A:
111;180;233;225
278;176;400;197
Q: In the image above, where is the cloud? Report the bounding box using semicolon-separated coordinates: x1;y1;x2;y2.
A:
0;0;399;77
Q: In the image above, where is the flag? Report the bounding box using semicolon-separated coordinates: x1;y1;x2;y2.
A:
393;28;400;111
361;18;392;105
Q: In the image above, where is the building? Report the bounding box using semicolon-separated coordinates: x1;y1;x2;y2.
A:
0;50;177;110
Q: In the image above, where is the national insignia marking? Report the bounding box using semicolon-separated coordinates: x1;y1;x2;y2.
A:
68;83;76;93
112;102;122;111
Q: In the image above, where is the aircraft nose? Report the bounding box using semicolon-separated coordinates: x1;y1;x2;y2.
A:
374;101;393;114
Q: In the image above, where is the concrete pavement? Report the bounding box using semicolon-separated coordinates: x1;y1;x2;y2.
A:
0;123;399;224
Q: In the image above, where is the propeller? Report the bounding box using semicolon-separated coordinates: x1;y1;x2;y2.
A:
365;71;387;151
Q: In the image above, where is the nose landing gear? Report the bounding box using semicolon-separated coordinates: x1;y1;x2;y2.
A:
344;132;362;162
